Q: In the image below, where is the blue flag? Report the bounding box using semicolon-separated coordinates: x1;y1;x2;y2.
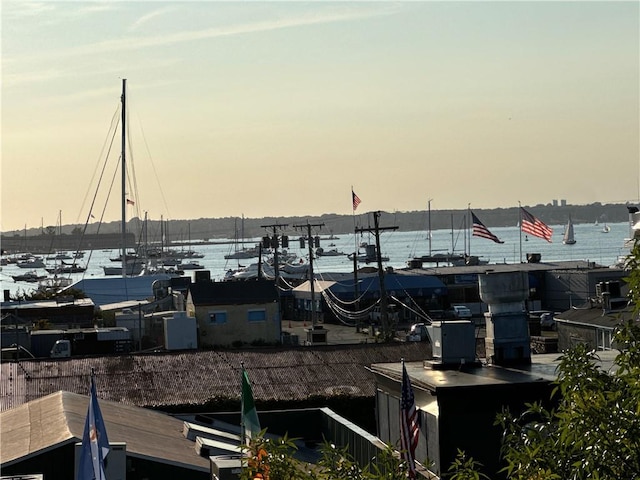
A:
78;373;110;480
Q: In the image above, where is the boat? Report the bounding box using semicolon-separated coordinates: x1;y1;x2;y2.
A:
12;270;47;282
602;224;611;233
178;260;204;270
46;260;87;274
563;216;576;245
67;79;177;304
348;244;389;263
38;275;73;293
16;257;45;269
315;247;346;257
103;260;145;276
224;216;260;260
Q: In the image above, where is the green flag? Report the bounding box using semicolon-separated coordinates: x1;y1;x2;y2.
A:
242;367;261;444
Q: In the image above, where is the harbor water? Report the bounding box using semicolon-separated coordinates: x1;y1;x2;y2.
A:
1;221;633;300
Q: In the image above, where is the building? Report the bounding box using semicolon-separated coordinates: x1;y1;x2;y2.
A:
0;298;95;330
554;280;635;351
0;390;392;480
369;271;623;478
186;279;280;347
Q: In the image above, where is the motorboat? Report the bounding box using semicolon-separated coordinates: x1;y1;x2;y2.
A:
315;247;346;257
12;270;47;282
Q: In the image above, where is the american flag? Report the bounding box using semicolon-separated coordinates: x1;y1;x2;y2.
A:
400;360;419;479
520;207;553;242
472;211;504;244
352;190;362;211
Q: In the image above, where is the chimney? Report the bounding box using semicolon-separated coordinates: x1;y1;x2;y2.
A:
479;271;531;366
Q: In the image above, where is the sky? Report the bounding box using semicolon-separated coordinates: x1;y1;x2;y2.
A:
2;1;639;233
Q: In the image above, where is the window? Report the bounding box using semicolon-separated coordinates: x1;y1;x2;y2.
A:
247;309;266;322
596;328;613;351
208;311;227;324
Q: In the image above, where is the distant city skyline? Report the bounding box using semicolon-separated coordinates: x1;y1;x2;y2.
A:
2;1;638;233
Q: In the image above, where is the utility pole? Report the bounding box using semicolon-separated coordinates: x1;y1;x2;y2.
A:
293;221;324;327
260;223;289;282
260;223;288;325
355;211;398;340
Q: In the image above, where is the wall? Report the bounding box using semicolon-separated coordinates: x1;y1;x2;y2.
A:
195;302;279;347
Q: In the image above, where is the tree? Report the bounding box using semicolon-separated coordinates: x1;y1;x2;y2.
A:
240;434;412;480
490;241;640;480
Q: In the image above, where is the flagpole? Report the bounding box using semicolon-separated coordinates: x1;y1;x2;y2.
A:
518;201;523;263
467;203;471;257
240;361;246;447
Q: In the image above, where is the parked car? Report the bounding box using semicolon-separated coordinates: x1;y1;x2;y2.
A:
540;312;556;330
369;304;399;324
407;322;429;342
449;305;472;319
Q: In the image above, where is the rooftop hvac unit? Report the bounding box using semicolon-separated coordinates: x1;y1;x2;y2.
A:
210;455;243;480
427;320;477;367
75;442;126;480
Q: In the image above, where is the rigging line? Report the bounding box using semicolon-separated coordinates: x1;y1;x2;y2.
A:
386;275;432;320
75;103;121;225
77;109;121;276
389;295;433;323
80;154;120;281
125;107;142;220
130;93;172;219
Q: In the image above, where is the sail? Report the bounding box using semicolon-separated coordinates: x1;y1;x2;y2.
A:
563;217;576;245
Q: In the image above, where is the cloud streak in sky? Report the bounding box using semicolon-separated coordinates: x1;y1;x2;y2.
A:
6;4;400;64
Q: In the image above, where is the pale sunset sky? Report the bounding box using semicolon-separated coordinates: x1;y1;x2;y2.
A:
2;1;638;233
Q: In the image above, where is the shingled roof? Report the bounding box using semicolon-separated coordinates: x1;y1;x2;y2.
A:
0;342;430;412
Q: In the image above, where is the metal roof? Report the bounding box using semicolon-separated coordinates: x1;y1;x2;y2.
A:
401;259;606;276
188;279;279;305
370;350;620;396
0;343;430;413
0;391;210;471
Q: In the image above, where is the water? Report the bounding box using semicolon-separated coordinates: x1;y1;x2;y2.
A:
1;221;632;299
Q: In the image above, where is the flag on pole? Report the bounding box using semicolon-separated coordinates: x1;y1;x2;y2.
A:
78;372;110;480
126;199;135;206
520;207;553;242
471;211;504;244
352;190;361;211
242;366;261;445
400;360;419;479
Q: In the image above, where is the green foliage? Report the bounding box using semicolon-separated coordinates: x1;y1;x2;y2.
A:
239;434;411;480
496;321;640;480
447;450;491;480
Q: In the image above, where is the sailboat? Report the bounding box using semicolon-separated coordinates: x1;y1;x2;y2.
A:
67;79;175;306
224;215;260;259
563;216;576;245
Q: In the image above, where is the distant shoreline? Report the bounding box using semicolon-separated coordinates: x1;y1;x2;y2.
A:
1;202;634;253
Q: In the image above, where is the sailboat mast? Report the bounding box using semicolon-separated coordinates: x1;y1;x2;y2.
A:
121;78;127;278
427;199;432;256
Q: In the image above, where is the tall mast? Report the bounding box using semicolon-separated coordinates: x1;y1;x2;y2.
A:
427;199;432;256
121;78;127;278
